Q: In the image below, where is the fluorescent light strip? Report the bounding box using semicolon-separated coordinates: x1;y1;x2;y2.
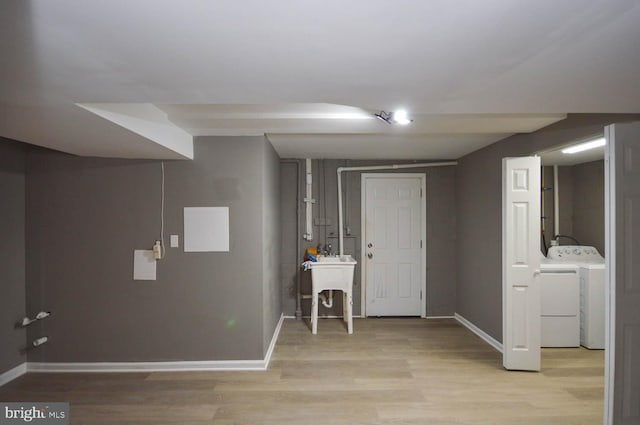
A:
561;137;606;154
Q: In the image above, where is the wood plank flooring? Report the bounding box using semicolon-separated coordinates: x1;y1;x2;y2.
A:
0;318;604;424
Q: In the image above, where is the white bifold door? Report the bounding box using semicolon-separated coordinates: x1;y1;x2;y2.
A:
502;156;541;371
605;122;640;425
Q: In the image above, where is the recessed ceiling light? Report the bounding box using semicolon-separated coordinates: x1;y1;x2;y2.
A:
392;110;411;125
561;137;606;154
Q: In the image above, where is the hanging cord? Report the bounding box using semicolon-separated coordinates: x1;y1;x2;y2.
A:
322;159;327;245
553;234;581;246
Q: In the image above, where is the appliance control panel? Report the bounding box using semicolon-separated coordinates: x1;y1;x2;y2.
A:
547;245;604;262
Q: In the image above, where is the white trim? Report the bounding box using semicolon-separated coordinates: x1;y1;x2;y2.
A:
28;314;285;374
426;315;455;319
284;315;363;319
455;313;503;353
603;125;615;425
263;314;284;367
0;362;27;387
27;360;266;373
361;173;427;318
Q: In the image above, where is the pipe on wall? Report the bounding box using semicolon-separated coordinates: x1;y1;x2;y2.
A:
553;164;560;238
303;158;314;241
336;162;458;255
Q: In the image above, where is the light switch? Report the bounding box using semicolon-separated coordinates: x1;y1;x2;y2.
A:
170;234;179;248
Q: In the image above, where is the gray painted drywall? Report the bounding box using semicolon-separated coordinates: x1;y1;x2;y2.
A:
558;166;574;243
0;139;27;375
541;166;555;252
542;162;604;255
280;159;457;318
262;141;281;354
541;165;575;252
25;136;279;362
280;162;301;317
571;160;605;255
456;114;640;343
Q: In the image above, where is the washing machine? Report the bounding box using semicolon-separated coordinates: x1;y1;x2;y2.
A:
547;245;605;349
539;253;580;347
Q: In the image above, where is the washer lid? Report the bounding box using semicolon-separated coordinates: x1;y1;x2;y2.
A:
547;245;604;263
540;257;579;271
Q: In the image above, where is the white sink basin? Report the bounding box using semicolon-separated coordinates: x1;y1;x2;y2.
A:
309;254;357;335
315;255;357;264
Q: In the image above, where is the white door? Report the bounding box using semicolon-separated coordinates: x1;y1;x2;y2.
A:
604;122;640;425
502;156;541;371
363;174;425;317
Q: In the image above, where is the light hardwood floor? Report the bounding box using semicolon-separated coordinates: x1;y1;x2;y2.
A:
0;318;604;424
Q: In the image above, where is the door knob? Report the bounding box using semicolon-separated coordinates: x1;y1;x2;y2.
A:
367;243;373;248
367;252;373;259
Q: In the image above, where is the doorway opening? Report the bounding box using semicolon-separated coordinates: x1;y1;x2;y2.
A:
501;134;607;412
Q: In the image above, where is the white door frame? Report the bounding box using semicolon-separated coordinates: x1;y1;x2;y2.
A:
360;173;427;318
603;125;615;425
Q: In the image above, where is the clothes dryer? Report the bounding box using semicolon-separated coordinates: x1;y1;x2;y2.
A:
547;246;605;349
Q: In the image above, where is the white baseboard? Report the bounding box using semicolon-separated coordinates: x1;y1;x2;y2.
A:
0;362;27;387
263;313;284;368
28;314;286;374
426;315;455;319
455;313;503;353
27;360;266;373
283;315;362;319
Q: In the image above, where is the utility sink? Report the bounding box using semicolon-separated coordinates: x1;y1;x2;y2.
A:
309;255;357;335
315;255;357;264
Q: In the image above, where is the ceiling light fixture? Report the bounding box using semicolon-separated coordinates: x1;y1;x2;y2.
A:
374;110;413;125
561;137;606;154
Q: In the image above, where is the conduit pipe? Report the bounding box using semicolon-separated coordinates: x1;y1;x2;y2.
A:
336;161;458;255
553;165;560;238
303;158;315;241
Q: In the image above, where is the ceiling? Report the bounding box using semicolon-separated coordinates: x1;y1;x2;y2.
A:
537;135;605;166
1;1;639;160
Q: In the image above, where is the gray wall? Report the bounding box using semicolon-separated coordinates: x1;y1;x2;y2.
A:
541;166;554;252
280;159;457;318
541;166;575;253
0;139;27;375
571;160;605;254
280;162;301;317
26;136;280;362
262;141;281;354
558;166;574;244
456;114;640;342
542;161;604;255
